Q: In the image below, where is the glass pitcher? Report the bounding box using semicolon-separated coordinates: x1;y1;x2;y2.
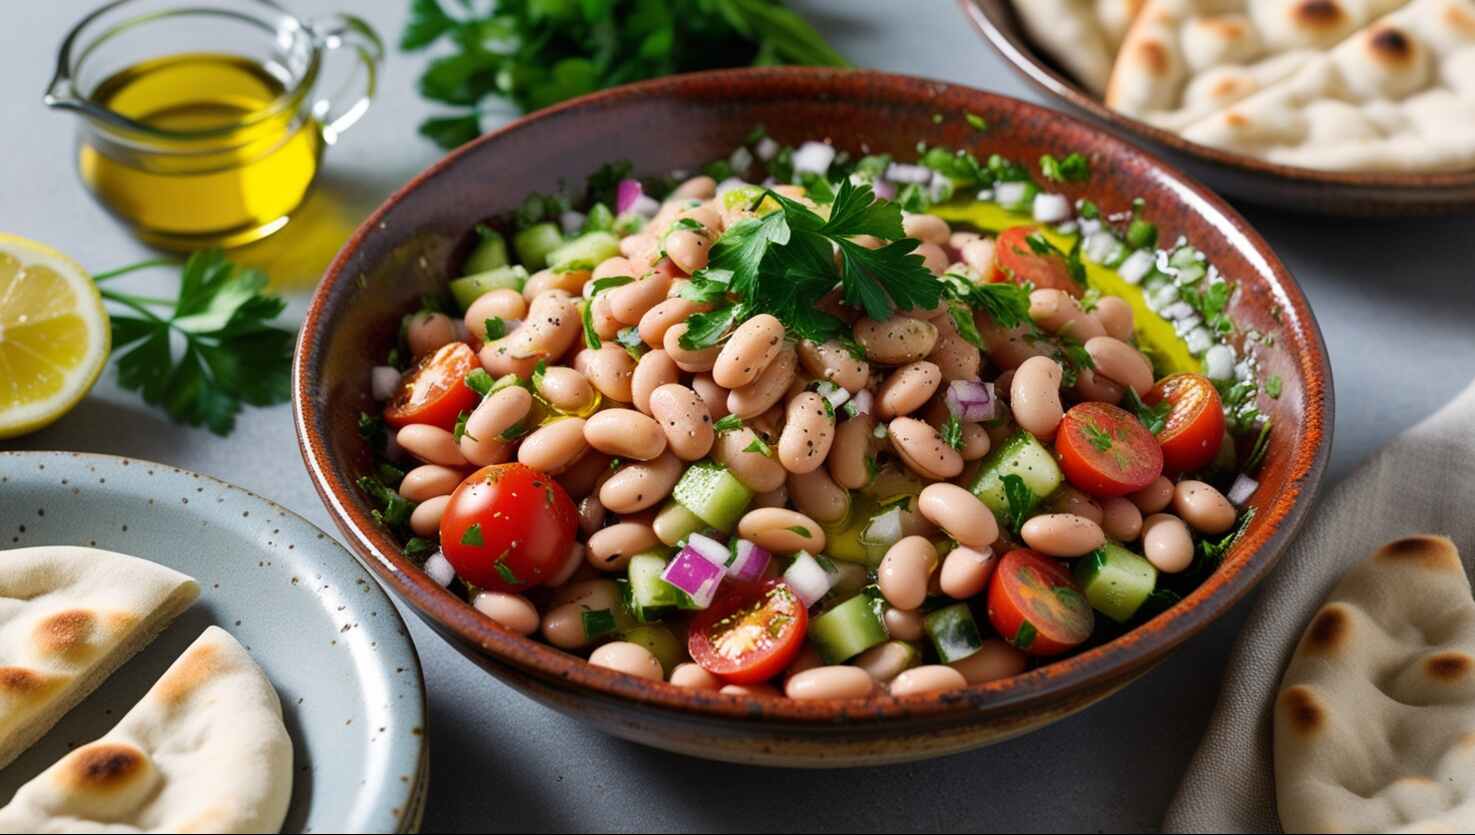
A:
44;0;382;251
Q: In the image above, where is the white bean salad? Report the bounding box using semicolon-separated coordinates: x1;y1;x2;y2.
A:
357;127;1276;699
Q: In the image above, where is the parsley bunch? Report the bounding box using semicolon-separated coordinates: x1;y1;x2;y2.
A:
402;0;847;149
678;179;943;350
93;251;295;435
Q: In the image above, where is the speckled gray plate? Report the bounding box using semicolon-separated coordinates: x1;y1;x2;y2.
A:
0;451;428;834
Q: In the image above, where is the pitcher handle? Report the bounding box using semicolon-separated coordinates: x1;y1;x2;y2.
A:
308;14;383;145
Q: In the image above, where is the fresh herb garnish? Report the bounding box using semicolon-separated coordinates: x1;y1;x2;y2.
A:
401;0;847;149
785;525;813;538
713;414;744;433
1264;374;1283;399
465;368;495;397
93;250;294;435
1126;197;1158;250
614;326;646;359
1123;388;1171;435
404;537;437;562
1084;421;1113;452
743;436;774;457
1040;152;1090;183
941;415;964;451
494;556;522;586
1001;473;1033;535
965;112;988;131
358;475;415;531
1012;620;1037;650
460;523;484;547
452;410;476;442
580;298;601;350
484;317;507;340
581;608;618;639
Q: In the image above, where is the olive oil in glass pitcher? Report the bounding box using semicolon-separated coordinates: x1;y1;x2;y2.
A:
45;0;382;251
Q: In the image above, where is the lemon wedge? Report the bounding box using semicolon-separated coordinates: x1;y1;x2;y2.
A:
0;235;110;439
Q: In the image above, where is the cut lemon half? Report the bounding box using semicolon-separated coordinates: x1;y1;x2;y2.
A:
0;235;110;439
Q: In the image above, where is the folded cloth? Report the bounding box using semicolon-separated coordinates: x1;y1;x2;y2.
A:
1164;379;1475;833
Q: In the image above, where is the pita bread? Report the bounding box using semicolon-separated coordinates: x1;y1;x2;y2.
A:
1275;535;1475;833
0;626;293;834
1106;0;1411;130
1013;0;1148;94
0;546;199;770
1182;0;1475;172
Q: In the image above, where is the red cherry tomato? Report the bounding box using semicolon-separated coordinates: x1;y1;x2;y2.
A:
383;341;480;430
439;463;577;592
1145;373;1227;474
1056;401;1165;497
689;580;808;685
987;549;1094;656
990;227;1084;297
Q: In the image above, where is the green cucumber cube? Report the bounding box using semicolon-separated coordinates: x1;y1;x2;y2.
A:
449;265;528;311
968;431;1064;520
464;228;509;274
547;231;620;271
513;222;564;270
1074;543;1158;624
809;586;889;664
924;603;985;663
672;462;753;534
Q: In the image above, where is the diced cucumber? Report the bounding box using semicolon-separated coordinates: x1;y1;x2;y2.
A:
1074;543;1158;624
808;586;889;664
449;265;528;311
968;431;1064;520
652;500;711;547
625;551;678;621
582;202;614;233
620;624;683;675
924;603;985;663
513;222;564;270
547;231;620;271
464;228;509;274
672;461;753;534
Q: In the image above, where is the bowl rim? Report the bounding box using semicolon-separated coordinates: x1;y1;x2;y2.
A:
294;66;1333;726
957;0;1475;192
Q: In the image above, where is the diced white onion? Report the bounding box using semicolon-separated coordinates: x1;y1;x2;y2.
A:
1227;474;1259;506
873;422;889;440
1154;250;1180;278
1083;231;1118;263
716;177;749;197
815;380;850;411
425;552;456;587
629;194;660;218
1148;282;1181;311
793;141;836;175
860;507;904;563
1055;221;1079;236
1032;193;1071;224
560;210;586;236
848;388;873;416
1118;249;1155;284
885;162;932;184
686;532;731;567
1173;315;1203;337
1204;344;1236;380
783;552;834;608
1160;301;1195;321
993;181;1031;209
1185;326;1214;355
729;146;754;173
928;171;952;203
976;188;994;201
755;136;780;161
371;366;401;401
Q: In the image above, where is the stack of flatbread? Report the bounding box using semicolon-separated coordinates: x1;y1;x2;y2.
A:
0;546;292;834
1011;0;1475;172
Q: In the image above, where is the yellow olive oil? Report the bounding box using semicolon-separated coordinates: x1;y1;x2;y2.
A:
79;53;321;248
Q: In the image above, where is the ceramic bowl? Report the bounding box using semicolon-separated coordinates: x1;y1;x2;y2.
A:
959;0;1475;216
293;68;1332;766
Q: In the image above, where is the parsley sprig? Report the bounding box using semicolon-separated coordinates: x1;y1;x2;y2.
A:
93;250;295;436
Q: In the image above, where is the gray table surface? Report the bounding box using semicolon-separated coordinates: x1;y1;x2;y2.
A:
4;1;1474;831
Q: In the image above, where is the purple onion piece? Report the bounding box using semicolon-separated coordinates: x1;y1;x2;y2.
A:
728;540;771;582
945;379;996;422
615;178;643;215
661;547;725;608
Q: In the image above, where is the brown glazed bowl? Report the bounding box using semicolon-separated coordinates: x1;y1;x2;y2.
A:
960;0;1475;216
293;68;1332;767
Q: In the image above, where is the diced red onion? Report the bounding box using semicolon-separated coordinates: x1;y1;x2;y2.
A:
1118;249;1155;284
755;136;780;161
792;141;836;175
615;179;643;214
884;162;931;184
945;379;996;422
871;178;897;201
716;177;749;197
560;210;586;235
630;194;660;218
371;366;401;401
686;532;731;567
662;547;726;608
728;539;771;583
1227;474;1259;506
848;388;873;416
783;552;834;608
1032;193;1071;224
424;552;456;587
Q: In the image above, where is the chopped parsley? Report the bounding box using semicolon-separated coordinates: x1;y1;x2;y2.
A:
713;414;744;433
452;410;475;442
743;436;774;458
1123;388;1171;435
1040;152;1090;183
1264;374;1283;399
494;556;522;585
357;475;415;531
941;415;964;451
460;523;484;547
1084;421;1113;452
785;525;813;538
581;608;617;639
965;112;989;131
1001;473;1033;535
483;317;507;340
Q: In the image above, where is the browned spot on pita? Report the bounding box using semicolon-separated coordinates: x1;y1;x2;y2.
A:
59;743;149;791
34;609;95;656
1136;40;1171;77
1294;0;1347;30
1205;17;1247;39
1446;2;1475;36
1305;604;1350;652
1425;652;1473;682
1211;77;1248;98
0;666;52;696
1280;686;1325;736
1375;535;1459;570
1226;111;1250;128
1367;27;1416;68
153;641;232;707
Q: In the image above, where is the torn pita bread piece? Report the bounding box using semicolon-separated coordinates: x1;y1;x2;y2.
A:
0;626;293;834
0;546;199;770
1275;534;1475;834
1182;0;1475;172
1106;0;1411;130
1013;0;1147;94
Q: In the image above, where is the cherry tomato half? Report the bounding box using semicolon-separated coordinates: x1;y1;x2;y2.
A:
439;463;578;593
1145;373;1227;474
384;341;480;430
991;226;1084;298
1056;401;1164;497
689;580;808;685
987;549;1094;656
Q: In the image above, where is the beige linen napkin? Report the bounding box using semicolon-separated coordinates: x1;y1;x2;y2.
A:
1165;380;1475;833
